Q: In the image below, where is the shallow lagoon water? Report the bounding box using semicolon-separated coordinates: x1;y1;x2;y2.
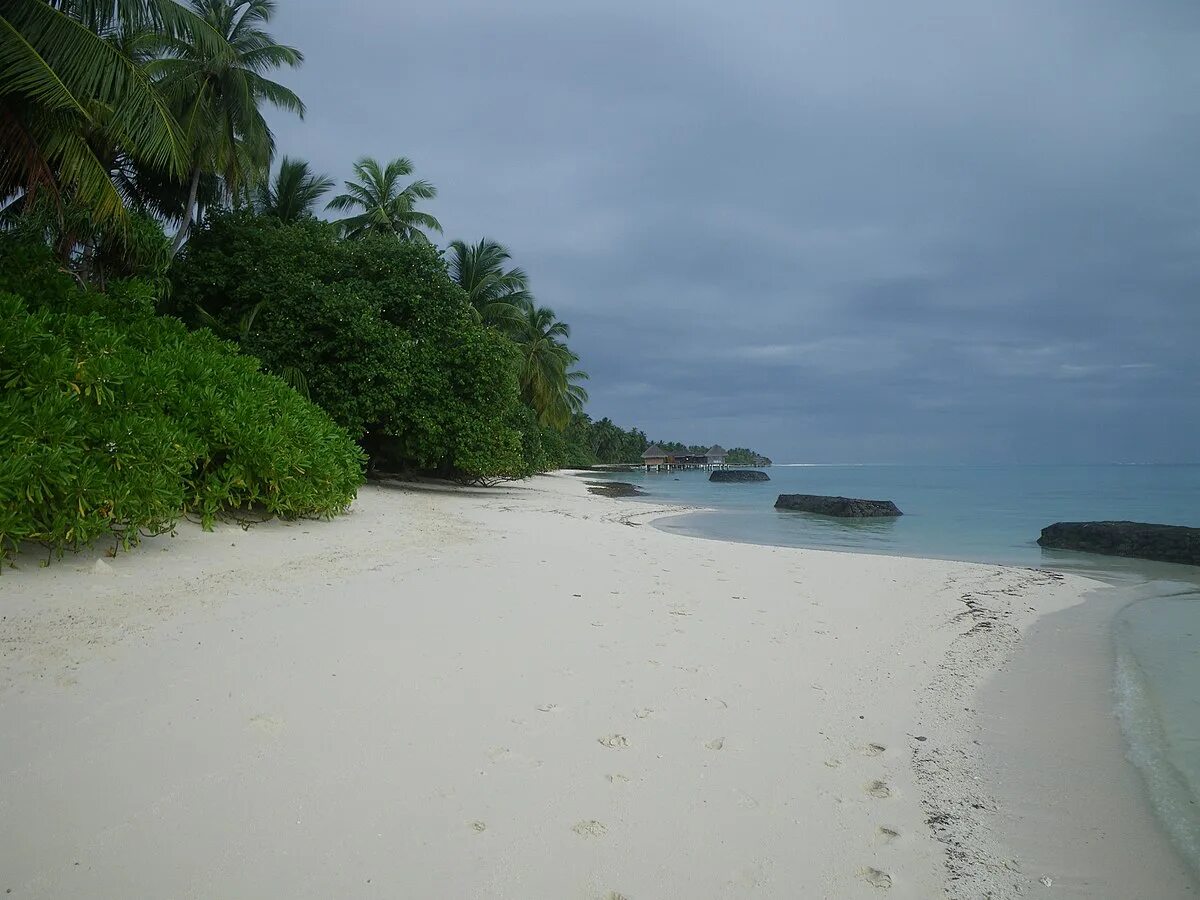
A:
607;463;1199;570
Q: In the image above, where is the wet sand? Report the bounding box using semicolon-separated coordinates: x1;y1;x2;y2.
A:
978;584;1199;898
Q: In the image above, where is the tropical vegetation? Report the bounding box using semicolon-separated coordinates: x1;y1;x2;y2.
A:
0;240;363;564
253;156;333;222
0;0;756;565
448;238;531;329
168;212;529;478
326;156;441;242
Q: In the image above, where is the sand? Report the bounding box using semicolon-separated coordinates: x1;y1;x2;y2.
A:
979;588;1200;898
0;473;1097;898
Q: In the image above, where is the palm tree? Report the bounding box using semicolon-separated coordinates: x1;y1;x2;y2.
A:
563;369;590;418
149;0;305;253
326;156;441;241
253;155;333;221
512;304;590;428
447;238;532;330
0;0;193;231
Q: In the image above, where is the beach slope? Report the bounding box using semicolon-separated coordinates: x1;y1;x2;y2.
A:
0;474;1090;898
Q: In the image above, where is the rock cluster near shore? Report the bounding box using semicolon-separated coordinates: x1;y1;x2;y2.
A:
584;481;646;498
709;470;770;483
1037;521;1200;566
774;494;903;517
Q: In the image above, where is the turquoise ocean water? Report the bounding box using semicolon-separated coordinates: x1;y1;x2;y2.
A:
593;463;1200;880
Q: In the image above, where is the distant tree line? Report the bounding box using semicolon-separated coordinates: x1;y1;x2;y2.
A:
725;447;773;466
547;416;649;467
543;425;774;468
651;442;771;466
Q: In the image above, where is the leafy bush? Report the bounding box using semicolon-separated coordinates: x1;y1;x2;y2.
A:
6;195;174;294
506;404;569;476
0;240;365;563
170;211;534;479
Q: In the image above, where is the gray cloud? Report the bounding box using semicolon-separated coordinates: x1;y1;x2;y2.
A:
265;0;1200;462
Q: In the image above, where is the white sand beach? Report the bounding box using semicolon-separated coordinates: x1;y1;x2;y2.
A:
1;473;1100;898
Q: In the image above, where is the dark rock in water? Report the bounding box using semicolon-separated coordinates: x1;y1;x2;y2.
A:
1037;521;1200;566
774;494;903;517
710;470;770;483
585;480;646;498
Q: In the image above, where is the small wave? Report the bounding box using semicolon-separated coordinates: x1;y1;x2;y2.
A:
1113;607;1200;879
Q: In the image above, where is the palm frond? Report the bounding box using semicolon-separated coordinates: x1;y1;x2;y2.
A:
329;154;440;240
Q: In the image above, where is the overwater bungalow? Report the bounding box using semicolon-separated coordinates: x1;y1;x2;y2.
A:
641;444;730;470
641;444;670;467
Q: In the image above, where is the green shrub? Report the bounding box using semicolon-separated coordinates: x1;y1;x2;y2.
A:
0;240;365;564
169;211;533;479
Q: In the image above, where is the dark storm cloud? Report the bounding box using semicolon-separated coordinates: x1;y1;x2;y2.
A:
265;0;1200;462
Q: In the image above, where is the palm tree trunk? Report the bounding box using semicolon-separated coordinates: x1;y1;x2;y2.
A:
170;166;202;256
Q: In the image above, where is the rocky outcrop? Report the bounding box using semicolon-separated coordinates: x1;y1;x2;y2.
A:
1037;521;1200;566
774;494;903;517
585;480;646;498
710;470;770;483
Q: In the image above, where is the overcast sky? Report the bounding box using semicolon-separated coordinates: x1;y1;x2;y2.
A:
265;0;1199;464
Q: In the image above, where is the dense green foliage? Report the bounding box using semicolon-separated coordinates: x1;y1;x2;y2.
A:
0;0;191;229
2;0;302;253
169;211;538;479
1;0;765;572
0;240;365;563
572;416;649;465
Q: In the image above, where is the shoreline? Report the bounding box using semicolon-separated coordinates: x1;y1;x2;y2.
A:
979;584;1199;897
636;485;1200;896
641;492;1200;896
0;474;1107;897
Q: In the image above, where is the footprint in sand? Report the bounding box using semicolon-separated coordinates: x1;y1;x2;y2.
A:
572;819;607;838
247;714;284;737
634;708;653;719
470;821;487;833
599;734;630;749
866;780;892;799
705;737;725;751
607;773;631;784
861;867;893;889
877;826;900;844
864;743;887;756
824;758;842;768
536;703;559;713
